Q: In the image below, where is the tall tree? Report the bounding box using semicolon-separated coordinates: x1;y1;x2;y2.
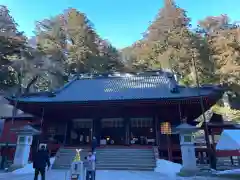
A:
124;0;214;84
36;8;124;76
98;39;124;72
65;8;99;73
198;15;240;90
34;14;69;90
0;5;27;89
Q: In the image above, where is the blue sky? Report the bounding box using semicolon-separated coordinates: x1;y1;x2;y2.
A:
0;0;239;48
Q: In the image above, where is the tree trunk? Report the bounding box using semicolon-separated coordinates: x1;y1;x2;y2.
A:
25;75;39;93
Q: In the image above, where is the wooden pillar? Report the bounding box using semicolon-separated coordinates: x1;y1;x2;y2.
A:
211;129;216;147
67;120;73;146
63;121;68;146
124;117;130;146
161;121;173;161
167;134;172;161
93;118;101;146
154;115;159;146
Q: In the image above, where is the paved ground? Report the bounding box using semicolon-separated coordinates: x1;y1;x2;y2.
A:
0;170;234;180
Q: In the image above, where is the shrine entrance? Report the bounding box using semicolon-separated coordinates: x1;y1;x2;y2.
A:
70;119;93;146
130;118;155;145
100;118;126;145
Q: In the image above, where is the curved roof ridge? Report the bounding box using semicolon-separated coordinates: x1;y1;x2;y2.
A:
53;76;79;94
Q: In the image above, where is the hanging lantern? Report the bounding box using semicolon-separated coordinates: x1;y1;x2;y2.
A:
161;122;171;135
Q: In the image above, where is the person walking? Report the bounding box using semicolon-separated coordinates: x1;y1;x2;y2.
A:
85;151;96;180
32;145;51;180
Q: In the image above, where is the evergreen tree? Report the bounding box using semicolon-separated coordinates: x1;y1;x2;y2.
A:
34;15;69;91
0;5;27;89
98;39;124;72
198;15;240;91
124;0;214;84
65;8;99;73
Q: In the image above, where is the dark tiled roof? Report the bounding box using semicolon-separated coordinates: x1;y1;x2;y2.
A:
2;113;34;120
7;73;223;103
172;123;199;134
11;125;41;134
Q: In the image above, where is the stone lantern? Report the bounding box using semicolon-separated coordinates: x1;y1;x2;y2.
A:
174;123;199;173
10;125;41;169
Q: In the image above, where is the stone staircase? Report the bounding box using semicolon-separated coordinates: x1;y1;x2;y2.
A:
52;147;156;171
95;148;156;171
51;147;89;169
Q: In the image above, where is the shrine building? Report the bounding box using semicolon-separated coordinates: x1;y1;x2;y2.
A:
3;71;224;161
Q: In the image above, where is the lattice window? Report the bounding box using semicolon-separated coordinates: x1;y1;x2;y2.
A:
101;118;123;128
114;119;124;127
47;127;56;135
73;120;93;128
131;118;153;128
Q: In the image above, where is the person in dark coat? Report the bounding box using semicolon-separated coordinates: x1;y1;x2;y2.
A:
33;145;50;180
91;136;97;153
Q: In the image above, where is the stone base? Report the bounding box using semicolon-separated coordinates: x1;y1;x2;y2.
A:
179;167;199;176
7;164;24;172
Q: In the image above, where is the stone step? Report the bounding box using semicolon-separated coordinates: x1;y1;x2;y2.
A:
58;151;89;154
96;166;154;171
52;165;71;169
52;147;156;171
55;159;74;163
97;149;153;151
96;151;153;154
96;156;155;161
96;154;154;158
96;148;153;151
96;159;155;163
54;159;73;163
96;163;156;167
96;163;155;167
57;152;88;157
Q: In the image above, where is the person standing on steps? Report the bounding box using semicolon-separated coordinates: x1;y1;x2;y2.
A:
33;145;51;180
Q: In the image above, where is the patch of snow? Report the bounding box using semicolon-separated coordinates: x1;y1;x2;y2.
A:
216;130;240;150
154;159;182;177
215;169;240;175
12;157;55;174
